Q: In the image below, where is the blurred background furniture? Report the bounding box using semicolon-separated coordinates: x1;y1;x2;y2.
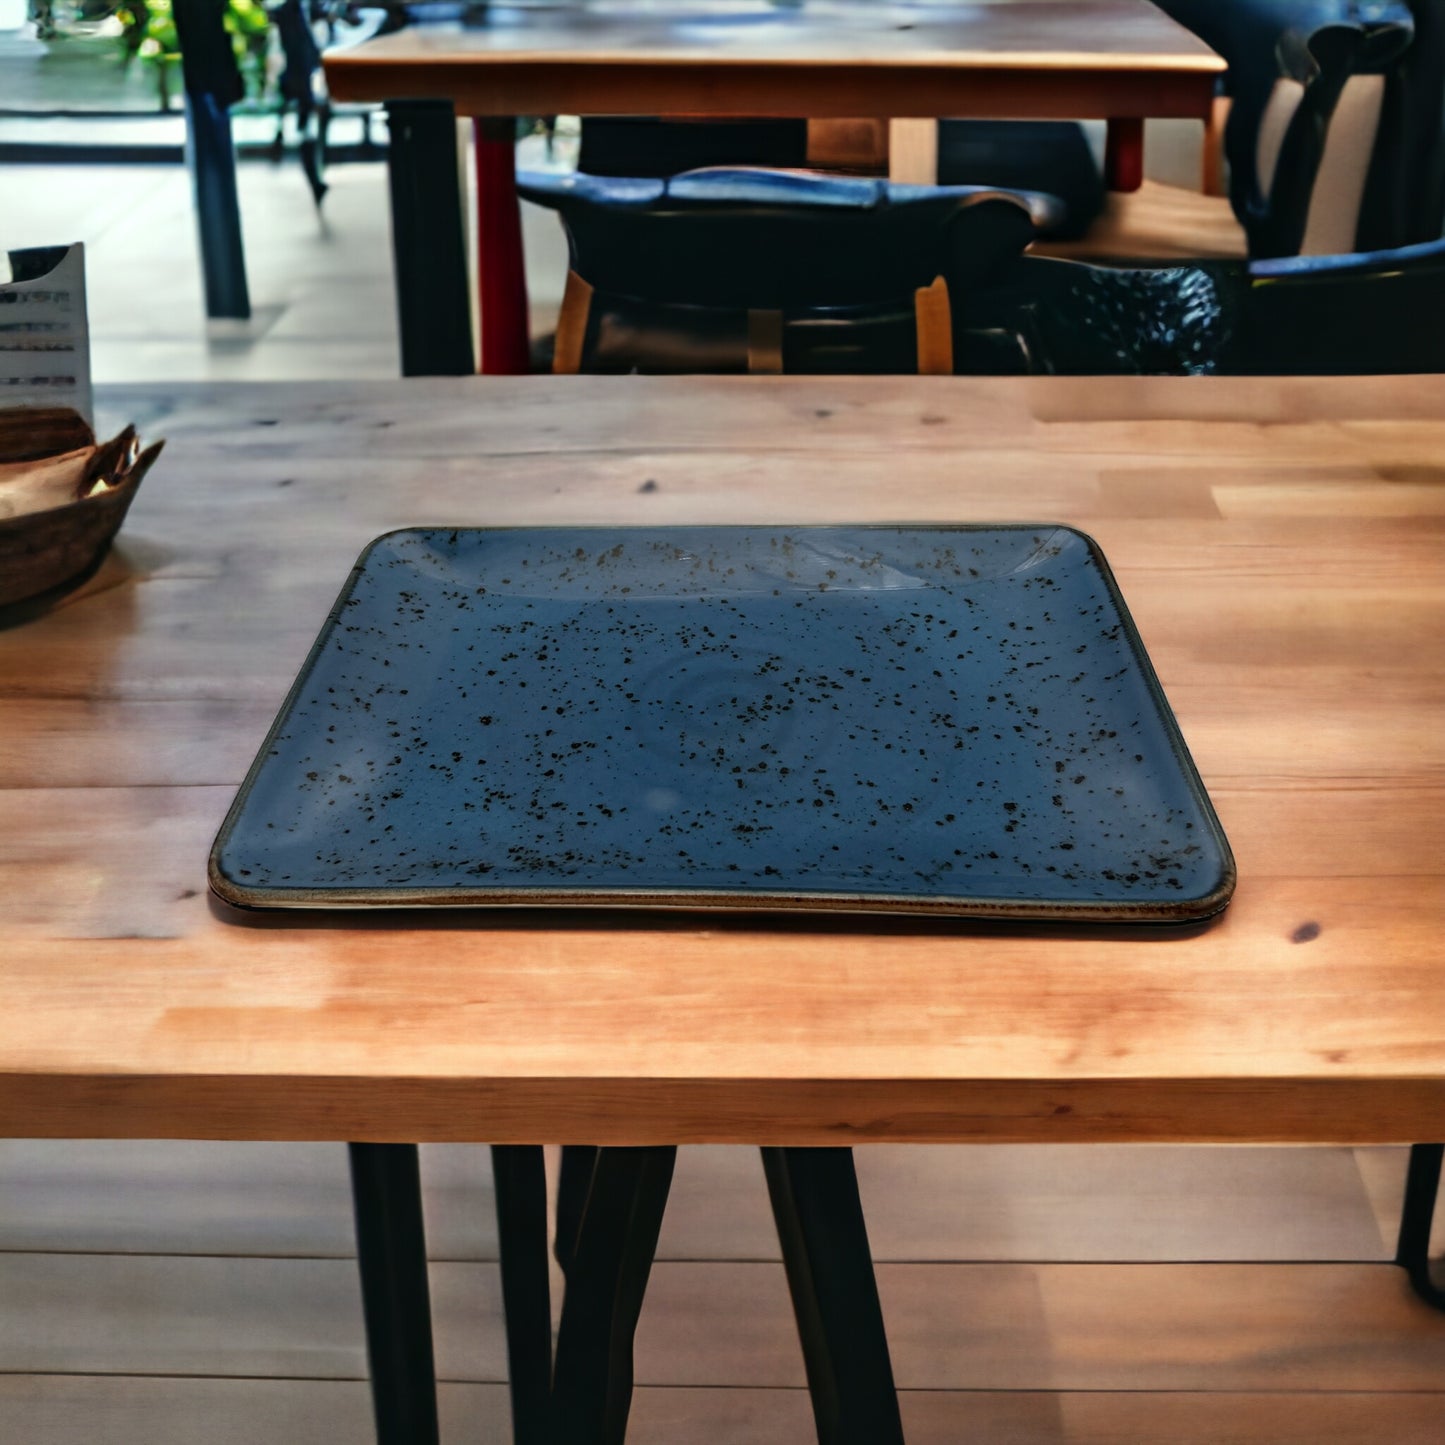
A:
576;112;1107;238
1056;0;1429;263
322;0;1225;374
171;0;251;318
518;167;1050;375
1156;0;1416;257
951;220;1445;374
506;174;1445;378
1358;0;1445;248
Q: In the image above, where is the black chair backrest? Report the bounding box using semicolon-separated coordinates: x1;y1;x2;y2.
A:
1359;0;1445;247
1153;0;1416;256
518;167;1052;310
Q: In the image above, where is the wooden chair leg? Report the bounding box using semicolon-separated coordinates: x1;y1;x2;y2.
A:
914;275;954;375
492;1145;555;1443
552;270;594;375
1396;1142;1445;1311
761;1147;905;1445
1202;93;1231;197
551;1146;678;1445
747;308;785;374
348;1143;441;1445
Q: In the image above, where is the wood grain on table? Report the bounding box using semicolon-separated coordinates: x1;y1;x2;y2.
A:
323;1;1223;119
1;376;1442;1146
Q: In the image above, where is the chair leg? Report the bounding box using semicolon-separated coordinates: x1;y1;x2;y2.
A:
551;1146;677;1445
913;275;953;375
1396;1142;1445;1311
1202;93;1230;197
761;1147;904;1445
348;1143;441;1445
552;270;595;375
491;1145;555;1443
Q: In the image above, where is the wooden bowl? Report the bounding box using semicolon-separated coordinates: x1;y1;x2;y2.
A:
0;411;163;609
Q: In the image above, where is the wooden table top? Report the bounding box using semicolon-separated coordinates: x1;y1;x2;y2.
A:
324;1;1224;119
3;375;1442;1147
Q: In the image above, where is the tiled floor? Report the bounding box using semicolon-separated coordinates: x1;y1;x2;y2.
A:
0;135;571;382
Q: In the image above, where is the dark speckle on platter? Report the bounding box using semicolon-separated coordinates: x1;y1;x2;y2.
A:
210;525;1234;921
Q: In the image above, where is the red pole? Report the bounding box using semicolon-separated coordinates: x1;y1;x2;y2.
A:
1103;116;1145;193
474;118;532;375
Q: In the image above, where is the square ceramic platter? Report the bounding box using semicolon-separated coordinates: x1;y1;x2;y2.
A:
209;525;1234;922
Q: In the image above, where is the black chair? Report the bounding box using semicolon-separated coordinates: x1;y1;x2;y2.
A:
518;166;1054;375
271;0;329;206
1154;0;1417;257
948;215;1445;375
1359;0;1445;248
579;114;1103;239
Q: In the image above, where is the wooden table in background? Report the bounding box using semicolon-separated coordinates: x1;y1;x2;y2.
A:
323;2;1225;374
3;372;1443;1151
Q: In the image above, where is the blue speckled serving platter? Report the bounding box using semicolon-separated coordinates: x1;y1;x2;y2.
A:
209;525;1234;921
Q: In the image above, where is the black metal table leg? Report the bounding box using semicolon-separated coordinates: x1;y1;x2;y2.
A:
1396;1142;1445;1310
761;1147;905;1445
384;99;476;377
173;0;250;320
551;1145;677;1444
183;92;251;320
556;1144;600;1278
348;1143;441;1445
491;1145;555;1443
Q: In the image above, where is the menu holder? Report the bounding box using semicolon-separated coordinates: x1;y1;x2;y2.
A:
1;243;93;427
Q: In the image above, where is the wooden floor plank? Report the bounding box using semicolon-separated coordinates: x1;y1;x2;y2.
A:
0;1255;506;1382
6;1255;1443;1391
0;1141;356;1258
4;1141;1391;1265
897;1391;1445;1445
6;1377;1445;1445
876;1262;1445;1393
656;1144;1390;1262
635;1261;1445;1391
1354;1143;1445;1258
0;1141;499;1260
858;1145;1390;1262
0;1376;518;1445
0;1375;383;1445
